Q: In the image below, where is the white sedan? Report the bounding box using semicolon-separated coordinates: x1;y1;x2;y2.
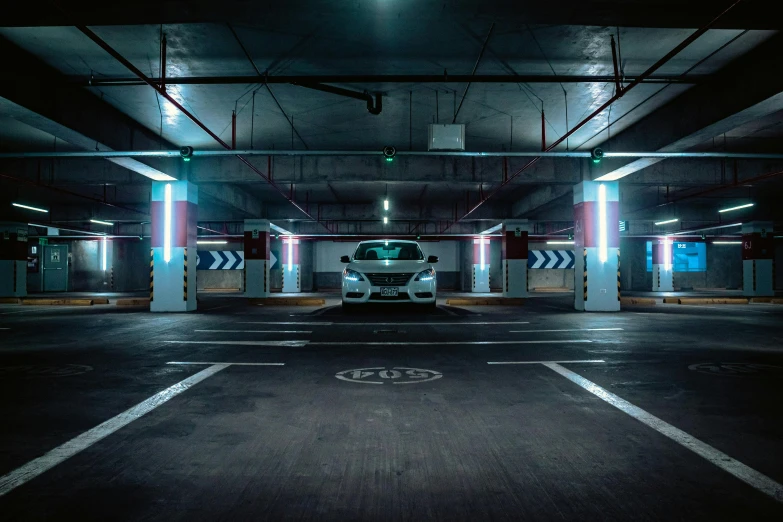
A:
341;240;438;310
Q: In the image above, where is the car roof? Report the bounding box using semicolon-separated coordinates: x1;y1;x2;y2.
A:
358;239;419;245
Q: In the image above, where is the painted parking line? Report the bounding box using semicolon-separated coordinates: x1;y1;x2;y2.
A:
310;340;592;346
508;328;623;333
0;363;229;497
238;322;333;326
167;362;285;366
488;360;605;365
236;321;531;326
194;330;312;334
543;362;783;503
163;341;309;347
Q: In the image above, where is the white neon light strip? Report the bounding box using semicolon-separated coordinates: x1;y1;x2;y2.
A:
480;235;486;270
197;240;227;245
663;237;672;270
164;183;172;263
12;203;48;213
384;199;389;211
383;217;388;224
90;219;113;226
287;237;293;271
655;218;678;226
102;237;108;271
598;184;607;263
718;203;754;213
713;241;742;245
547;241;574;245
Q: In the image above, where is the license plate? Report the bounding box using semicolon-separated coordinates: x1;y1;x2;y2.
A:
380;287;399;297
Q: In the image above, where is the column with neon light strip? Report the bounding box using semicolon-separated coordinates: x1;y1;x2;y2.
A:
651;239;673;292
282;236;301;293
502;220;529;298
742;221;774;297
472;236;490;292
244;219;270;298
150;181;198;312
573;181;620;311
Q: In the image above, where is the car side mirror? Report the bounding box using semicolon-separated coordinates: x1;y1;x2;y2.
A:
427;255;439;263
340;255;351;263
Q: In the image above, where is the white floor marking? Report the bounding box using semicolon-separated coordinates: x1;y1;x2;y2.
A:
543;362;783;503
166;361;285;366
237;321;531;326
310;340;592;346
0;328;9;330
0;363;228;497
238;322;333;326
488;360;605;365
508;328;623;333
194;330;312;334
163;340;309;347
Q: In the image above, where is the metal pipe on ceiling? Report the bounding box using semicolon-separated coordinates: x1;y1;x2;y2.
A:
70;74;707;88
440;0;747;233
74;24;328;230
3;150;783;160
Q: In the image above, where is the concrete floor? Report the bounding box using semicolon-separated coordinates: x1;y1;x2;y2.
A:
1;296;782;520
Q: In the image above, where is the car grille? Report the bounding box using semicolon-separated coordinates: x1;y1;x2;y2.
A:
364;273;414;286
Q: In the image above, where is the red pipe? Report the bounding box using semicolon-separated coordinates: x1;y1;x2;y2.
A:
75;25;325;228
231;110;236;150
160;34;167;93
541;110;546;151
440;0;745;233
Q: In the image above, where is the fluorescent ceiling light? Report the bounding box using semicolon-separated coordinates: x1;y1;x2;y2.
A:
480;223;503;235
547;241;574;245
90;219;113;226
718;203;754;213
654;218;678;226
384;199;389;211
713;241;742;245
383;217;388;224
673;223;742;235
197;240;227;245
13;202;48;213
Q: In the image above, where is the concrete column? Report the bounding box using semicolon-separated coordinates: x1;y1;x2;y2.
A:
742;221;774;297
150;181;198;312
282;236;301;293
0;223;28;298
472;236;490;292
502;220;529;298
573;181;621;311
651;239;674;291
244;219;270;298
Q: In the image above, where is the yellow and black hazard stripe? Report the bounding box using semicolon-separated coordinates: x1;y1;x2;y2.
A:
583;249;587;301
183;248;188;301
149;249;154;301
617;250;621;301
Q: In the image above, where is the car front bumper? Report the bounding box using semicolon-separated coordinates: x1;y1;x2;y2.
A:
342;279;436;304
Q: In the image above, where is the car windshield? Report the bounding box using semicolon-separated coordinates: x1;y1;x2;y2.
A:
353;242;424;261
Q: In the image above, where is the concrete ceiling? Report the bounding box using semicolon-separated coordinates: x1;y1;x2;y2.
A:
0;1;782;237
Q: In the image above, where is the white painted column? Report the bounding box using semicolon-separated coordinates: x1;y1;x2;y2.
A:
573;181;621;312
502;220;529;298
244;219;270;298
742;221;774;297
472;236;490;292
651;239;674;291
0;223;28;298
150;181;198;312
282;237;301;293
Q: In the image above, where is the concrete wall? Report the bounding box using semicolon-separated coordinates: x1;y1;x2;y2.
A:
527;242;575;291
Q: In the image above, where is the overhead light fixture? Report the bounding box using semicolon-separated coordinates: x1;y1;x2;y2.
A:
663;237;672;270
102;237;108;271
598;183;608;263
164;183;172;263
383;217;388;224
480;235;486;270
591;147;604;164
384;199;389;211
12;202;48;213
718;203;754;213
90;219;114;226
547;241;574;245
197;240;227;245
654;218;678;226
713;241;742;245
287;236;293;272
673;222;742;235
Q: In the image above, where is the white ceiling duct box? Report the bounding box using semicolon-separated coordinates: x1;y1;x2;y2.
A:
428;124;465;151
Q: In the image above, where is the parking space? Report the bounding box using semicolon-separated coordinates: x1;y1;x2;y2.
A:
1;297;782;519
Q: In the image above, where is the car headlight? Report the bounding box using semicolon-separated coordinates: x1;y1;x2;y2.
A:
414;268;436;282
343;268;365;282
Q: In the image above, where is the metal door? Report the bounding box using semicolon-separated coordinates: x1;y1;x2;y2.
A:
43;245;68;292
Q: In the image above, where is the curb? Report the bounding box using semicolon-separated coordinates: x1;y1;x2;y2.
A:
21;298;94;306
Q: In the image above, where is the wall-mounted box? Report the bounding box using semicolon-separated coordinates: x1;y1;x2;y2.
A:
428;124;465;151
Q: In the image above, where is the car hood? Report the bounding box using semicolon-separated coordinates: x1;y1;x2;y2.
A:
350;260;431;273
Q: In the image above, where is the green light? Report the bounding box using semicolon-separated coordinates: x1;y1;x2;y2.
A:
592;158;601;164
183;157;191;162
385;157;393;162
